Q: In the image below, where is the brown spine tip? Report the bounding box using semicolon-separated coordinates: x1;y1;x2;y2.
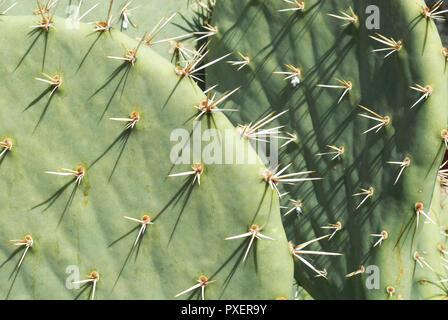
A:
386;285;395;295
442;47;448;58
403;157;411;166
441;128;448;139
249;224;261;233
415;202;424;212
89;270;100;280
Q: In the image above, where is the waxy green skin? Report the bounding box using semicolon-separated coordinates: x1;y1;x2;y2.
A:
8;0;202;58
207;0;448;299
0;15;293;299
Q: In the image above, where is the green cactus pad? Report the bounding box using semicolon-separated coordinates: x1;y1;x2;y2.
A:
0;15;292;299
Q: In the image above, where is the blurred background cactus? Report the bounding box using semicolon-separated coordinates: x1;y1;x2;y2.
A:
205;0;448;299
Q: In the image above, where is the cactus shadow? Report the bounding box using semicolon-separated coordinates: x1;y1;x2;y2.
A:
407;15;424;33
0;247;22;271
88;62;132;120
88;129;133;182
167;178;196;245
234;1;323;97
57;183;79;226
31;178;74;211
77;32;104;72
428;144;446;177
73;282;93;300
15;28;46;71
107;130;133;182
407;15;433;54
250;185;270;225
108;225;145;291
24;86;53;112
108;225;140;248
422;280;448;299
0;246;29;299
218;1;261;47
176;6;211;35
31;178;79;226
173;8;214;89
0;151;9;168
162;77;183;110
421;18;433;54
395;213;418;255
174;10;210;44
23;87;57;133
208;240;248;299
5;266;20;300
208;189;274;298
152;175;195;242
185;288;203;301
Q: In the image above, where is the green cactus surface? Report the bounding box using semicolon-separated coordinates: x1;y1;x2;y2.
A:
0;14;293;299
206;0;448;299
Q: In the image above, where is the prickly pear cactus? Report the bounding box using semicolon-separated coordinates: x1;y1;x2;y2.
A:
206;0;448;299
0;15;293;299
7;0;210;59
